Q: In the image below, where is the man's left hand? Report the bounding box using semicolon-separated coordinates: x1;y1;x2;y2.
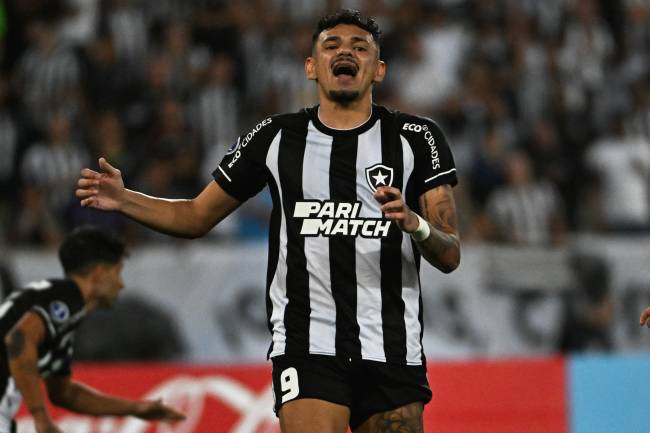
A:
373;186;418;233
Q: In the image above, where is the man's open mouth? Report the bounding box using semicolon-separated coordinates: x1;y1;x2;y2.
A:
332;62;358;77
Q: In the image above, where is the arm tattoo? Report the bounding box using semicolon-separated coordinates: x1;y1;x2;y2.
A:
372;404;424;433
7;329;26;359
421;186;458;234
417;185;460;272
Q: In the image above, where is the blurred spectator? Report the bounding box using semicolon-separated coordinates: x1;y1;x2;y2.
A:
20;111;89;225
389;7;470;113
624;0;650;52
558;0;614;117
146;97;197;173
60;0;100;47
192;54;240;160
14;17;81;130
11;187;64;247
480;151;567;246
0;75;18;224
624;77;650;140
468;125;508;207
81;34;132;112
121;53;174;139
106;0;148;77
524;118;577;224
267;24;319;113
92;111;132;175
558;253;614;352
584;113;650;232
509;11;555;129
515;0;566;42
156;20;209;100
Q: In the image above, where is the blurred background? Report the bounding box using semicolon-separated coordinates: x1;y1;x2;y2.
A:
0;0;649;432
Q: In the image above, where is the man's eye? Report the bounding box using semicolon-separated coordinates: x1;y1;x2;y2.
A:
324;45;337;50
354;46;367;51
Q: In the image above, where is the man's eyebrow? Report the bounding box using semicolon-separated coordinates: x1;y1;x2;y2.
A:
322;35;341;44
321;35;371;44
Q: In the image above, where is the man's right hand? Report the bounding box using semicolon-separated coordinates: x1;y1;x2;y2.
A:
76;157;126;211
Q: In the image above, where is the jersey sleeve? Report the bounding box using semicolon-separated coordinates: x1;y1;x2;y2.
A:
29;284;83;341
401;117;458;197
30;304;57;342
212;117;279;202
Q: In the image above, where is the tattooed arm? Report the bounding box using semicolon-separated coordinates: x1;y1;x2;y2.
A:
374;185;460;273
45;375;185;421
5;312;65;433
415;185;460;272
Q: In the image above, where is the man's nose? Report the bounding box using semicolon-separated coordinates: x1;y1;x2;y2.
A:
337;47;353;56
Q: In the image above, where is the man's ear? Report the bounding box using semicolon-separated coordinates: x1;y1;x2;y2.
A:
373;60;386;84
88;264;107;287
305;56;318;81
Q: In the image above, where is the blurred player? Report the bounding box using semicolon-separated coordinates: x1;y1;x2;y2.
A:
640;307;650;328
76;9;460;433
0;226;184;433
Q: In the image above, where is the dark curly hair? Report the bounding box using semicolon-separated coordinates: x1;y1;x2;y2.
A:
312;9;382;49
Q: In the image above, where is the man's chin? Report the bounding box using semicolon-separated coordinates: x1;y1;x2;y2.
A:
328;90;360;104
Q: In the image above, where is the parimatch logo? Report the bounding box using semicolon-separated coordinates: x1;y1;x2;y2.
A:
293;201;391;238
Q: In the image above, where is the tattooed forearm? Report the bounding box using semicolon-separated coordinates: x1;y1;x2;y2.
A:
7;329;26;359
416;185;460;273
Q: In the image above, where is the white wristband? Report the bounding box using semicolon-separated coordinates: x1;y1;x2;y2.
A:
410;214;431;242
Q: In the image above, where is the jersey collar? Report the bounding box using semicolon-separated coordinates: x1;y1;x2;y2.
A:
310;104;380;136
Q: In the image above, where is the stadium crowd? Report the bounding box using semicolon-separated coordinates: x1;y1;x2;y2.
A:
0;0;648;248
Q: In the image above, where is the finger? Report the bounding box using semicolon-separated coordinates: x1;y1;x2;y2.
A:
76;188;97;198
80;198;95;207
159;407;185;421
373;189;389;204
98;157;120;175
168;410;186;421
78;178;99;188
376;186;401;200
640;309;650;326
80;168;101;179
381;199;405;213
383;211;407;221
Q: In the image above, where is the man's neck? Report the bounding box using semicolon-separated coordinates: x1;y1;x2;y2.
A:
69;274;96;310
318;97;373;130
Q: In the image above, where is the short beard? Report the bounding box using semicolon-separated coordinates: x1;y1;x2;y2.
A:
329;90;360;104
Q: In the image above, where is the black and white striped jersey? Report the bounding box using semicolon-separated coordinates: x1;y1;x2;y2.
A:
213;104;457;365
0;279;87;385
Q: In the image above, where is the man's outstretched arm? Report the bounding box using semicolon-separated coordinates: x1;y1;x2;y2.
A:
45;376;185;422
5;312;64;433
76;158;240;238
374;185;460;273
